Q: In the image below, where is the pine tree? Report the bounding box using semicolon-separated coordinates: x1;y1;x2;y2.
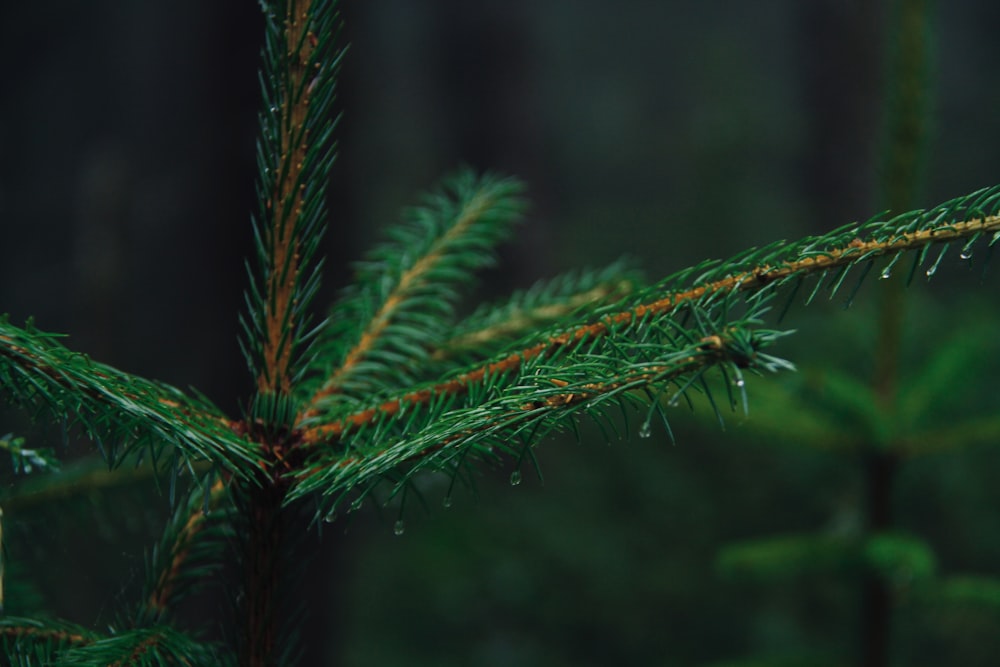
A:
1;1;999;665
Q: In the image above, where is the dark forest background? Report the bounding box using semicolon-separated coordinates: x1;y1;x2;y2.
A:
2;1;1000;665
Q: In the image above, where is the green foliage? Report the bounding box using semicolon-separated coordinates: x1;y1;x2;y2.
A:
931;575;1000;611
717;534;855;583
862;531;937;587
1;0;999;665
304;170;525;406
57;626;230;667
0;617;97;665
0;317;260;480
241;0;345;399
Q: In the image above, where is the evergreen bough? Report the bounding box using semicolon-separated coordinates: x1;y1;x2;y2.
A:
1;1;998;665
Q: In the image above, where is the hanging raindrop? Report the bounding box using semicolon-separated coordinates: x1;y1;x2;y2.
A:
880;267;892;280
960;250;973;260
638;421;652;439
393;519;405;536
323;512;337;524
735;378;746;388
509;470;522;486
925;265;937;278
442;495;453;509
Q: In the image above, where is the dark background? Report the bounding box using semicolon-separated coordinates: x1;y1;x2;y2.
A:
2;1;1000;665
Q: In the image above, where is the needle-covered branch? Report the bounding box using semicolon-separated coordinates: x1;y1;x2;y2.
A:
0;318;260;480
59;626;230;667
301;169;524;413
298;186;1000;445
139;477;232;623
0;617;96;660
428;260;640;367
286;185;1000;517
243;0;345;398
290;297;794;513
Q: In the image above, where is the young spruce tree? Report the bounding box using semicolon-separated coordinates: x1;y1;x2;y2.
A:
1;2;999;665
714;2;1000;666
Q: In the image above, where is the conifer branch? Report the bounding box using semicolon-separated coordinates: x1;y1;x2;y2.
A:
244;0;344;397
256;2;313;396
290;303;794;508
141;477;230;621
298;201;1000;446
0;617;95;654
0;319;259;478
431;261;639;364
301;170;523;413
60;626;228;667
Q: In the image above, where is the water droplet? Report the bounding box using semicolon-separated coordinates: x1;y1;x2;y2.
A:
349;498;363;512
960;250;972;260
667;396;680;408
323;512;337;524
509;470;522;486
880;267;892;279
735;378;746;388
925;266;937;278
393;519;405;536
269;105;279;114
442;495;453;509
638;421;652;439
